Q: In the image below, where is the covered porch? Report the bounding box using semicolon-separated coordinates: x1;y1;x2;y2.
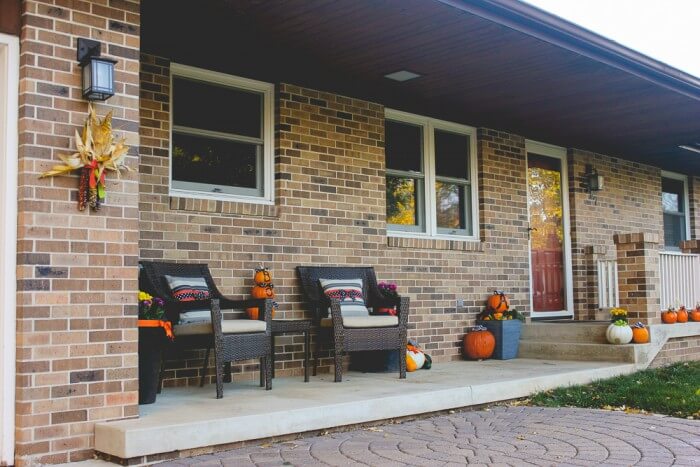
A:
95;357;636;463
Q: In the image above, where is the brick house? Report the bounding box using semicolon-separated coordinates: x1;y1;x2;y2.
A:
1;0;700;464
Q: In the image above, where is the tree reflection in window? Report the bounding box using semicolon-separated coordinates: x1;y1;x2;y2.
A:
386;176;418;225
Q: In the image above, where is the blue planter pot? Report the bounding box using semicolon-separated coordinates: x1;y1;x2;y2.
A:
477;319;522;359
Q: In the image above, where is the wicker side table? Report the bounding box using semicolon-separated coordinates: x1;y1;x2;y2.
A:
271;319;311;382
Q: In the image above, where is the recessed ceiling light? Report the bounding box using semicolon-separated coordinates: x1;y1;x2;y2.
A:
384;70;422;82
679;144;700;154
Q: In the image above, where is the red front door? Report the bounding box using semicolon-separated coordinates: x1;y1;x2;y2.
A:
528;154;566;312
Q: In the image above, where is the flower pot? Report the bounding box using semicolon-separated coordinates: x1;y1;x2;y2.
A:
477;319;522;359
606;323;633;345
138;326;168;404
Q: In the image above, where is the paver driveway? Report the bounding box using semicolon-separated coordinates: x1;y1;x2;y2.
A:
160;407;700;466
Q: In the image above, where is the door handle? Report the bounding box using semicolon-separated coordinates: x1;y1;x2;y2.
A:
527;227;537;239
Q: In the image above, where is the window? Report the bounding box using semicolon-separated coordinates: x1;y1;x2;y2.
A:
385;110;478;239
170;63;274;203
661;172;689;249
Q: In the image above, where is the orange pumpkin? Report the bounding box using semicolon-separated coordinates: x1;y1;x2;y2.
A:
676;307;689;323
661;309;677;324
690;308;700;322
251;284;275;299
254;267;272;285
246;307;275;320
631;326;649;344
486;291;509;313
463;329;495;360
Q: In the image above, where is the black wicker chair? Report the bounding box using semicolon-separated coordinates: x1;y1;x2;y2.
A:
139;261;273;398
296;266;409;382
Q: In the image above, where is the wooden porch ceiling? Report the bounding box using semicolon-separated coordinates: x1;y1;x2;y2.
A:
142;0;700;174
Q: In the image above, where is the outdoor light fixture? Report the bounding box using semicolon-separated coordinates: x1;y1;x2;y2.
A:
77;38;117;101
582;164;604;194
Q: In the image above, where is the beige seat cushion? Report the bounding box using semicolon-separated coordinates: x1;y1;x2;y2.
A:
320;315;399;328
174;319;266;336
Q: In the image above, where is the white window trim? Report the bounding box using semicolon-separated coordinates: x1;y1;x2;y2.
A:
385;108;480;241
0;32;18;467
661;170;691;249
169;63;275;205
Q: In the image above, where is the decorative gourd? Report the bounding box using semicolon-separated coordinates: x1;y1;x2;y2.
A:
246;306;275;320
406;344;425;372
631;322;649;344
661;309;678;324
254;266;272;285
463;326;495;359
606;321;633;344
251;284;275;299
486;291;509;313
676;306;689;323
690;307;700;322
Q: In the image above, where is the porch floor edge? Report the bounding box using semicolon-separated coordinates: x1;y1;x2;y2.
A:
94;359;636;459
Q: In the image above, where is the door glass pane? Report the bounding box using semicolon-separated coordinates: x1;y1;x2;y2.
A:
664;213;685;248
436;181;467;231
386;175;421;226
173;77;262;138
528;154;565;312
385;120;422;172
434;130;469;179
172;132;260;193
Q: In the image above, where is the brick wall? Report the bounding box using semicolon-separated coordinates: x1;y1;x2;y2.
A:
139;56;534;384
16;1;140;464
567;149;663;319
649;335;700;367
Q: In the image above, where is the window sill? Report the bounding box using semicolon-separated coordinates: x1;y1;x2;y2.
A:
387;235;484;252
169;196;278;218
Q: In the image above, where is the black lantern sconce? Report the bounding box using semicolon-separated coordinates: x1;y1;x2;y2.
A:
77;38;117;101
581;164;604;197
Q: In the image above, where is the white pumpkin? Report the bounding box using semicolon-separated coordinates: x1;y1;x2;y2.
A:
407;349;425;369
606;323;633;345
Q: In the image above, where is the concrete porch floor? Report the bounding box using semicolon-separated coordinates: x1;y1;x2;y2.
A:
95;358;636;460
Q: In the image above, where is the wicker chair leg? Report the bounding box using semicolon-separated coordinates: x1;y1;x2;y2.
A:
214;355;224;400
199;346;211;388
333;346;343;383
265;356;272;390
259;357;264;387
399;348;406;379
223;362;232;383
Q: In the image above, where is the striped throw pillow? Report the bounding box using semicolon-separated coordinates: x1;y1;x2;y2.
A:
319;278;369;317
164;275;211;302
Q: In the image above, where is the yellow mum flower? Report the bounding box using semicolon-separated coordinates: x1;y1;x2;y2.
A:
138;291;152;301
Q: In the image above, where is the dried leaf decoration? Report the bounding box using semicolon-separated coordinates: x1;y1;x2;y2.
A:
39;103;131;211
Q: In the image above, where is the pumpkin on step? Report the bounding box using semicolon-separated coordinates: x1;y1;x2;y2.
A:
676;306;689;323
631;322;649;344
463;325;495;359
406;344;425;372
661;309;678;324
690;307;700;322
486;291;509;313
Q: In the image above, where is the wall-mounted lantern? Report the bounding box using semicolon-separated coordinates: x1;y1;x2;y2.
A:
582;164;604;195
77;38;117;101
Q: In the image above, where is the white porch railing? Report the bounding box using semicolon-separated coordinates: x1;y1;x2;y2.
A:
659;251;700;309
597;259;619;309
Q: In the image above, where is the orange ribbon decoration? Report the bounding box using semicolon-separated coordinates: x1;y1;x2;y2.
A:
137;319;174;339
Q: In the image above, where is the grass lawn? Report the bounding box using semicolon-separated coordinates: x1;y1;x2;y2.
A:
530;361;700;419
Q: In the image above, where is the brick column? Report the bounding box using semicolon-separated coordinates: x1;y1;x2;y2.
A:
613;233;661;324
680;239;700;254
16;1;140;464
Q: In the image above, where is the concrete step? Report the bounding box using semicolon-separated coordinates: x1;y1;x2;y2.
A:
518;340;645;363
521;322;610;344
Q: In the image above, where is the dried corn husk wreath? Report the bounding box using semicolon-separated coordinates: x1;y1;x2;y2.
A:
39;104;131;211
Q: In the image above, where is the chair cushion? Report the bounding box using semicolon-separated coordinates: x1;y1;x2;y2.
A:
165;274;211;302
173;319;266;336
178;309;210;324
319;278;369;317
320;315;399;328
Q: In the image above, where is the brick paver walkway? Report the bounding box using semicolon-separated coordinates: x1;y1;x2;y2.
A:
161;407;700;466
